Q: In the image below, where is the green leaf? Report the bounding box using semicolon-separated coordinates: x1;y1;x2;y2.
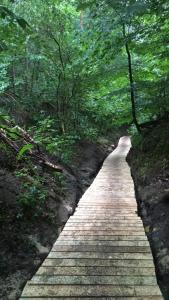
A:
0;5;15;18
77;1;95;11
17;144;33;161
16;18;30;29
0;5;29;29
0;114;10;121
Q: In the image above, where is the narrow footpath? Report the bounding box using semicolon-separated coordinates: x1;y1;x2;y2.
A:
20;136;163;299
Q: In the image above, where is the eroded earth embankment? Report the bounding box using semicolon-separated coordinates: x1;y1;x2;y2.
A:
128;120;169;299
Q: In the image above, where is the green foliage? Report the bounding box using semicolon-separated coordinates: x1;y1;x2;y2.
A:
17;143;33;160
15;166;48;214
53;171;66;188
76;0;169;126
0;5;29;29
127;125;142;146
0;0;169;152
0;141;13;158
30;117;79;162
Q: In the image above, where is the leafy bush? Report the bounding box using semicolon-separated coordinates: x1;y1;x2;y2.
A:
30;117;80;163
17;144;34;161
128;125;142;147
15;166;48;216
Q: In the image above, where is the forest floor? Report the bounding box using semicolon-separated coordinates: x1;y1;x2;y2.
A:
128;120;169;299
0;137;115;300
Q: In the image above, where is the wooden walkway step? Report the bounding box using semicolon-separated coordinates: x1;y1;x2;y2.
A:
20;136;163;299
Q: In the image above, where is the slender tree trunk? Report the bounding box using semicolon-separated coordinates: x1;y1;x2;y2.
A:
122;23;141;133
11;61;16;95
30;62;36;96
80;11;84;30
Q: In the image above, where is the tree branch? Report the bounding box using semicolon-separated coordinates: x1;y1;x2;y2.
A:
49;32;65;72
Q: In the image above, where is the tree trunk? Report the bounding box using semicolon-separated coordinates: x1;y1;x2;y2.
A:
80;11;84;30
122;23;141;133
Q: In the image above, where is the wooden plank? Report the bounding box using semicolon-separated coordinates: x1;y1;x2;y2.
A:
69;216;141;220
64;225;144;230
60;230;146;236
54;240;149;247
75;208;137;212
31;275;158;285
66;222;143;227
52;245;151;253
48;252;153;260
20;297;163;300
22;284;162;297
43;258;154;267
73;213;139;217
37;265;155;276
57;235;148;241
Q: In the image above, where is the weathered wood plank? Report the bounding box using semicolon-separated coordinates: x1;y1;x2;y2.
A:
20;297;163;300
60;230;145;236
52;245;151;253
66;222;143;227
20;296;163;300
57;235;148;241
54;240;149;247
42;258;154;267
22;284;162;297
36;266;155;276
48;251;153;259
31;275;158;285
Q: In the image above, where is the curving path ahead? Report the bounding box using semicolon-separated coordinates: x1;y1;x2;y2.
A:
20;136;163;299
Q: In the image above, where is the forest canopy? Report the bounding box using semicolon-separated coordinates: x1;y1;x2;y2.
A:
0;0;169;155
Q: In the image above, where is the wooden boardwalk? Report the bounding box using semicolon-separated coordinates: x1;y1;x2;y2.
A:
20;137;163;299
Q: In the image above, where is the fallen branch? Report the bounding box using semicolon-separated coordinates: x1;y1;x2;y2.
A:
0;128;19;151
0;126;63;172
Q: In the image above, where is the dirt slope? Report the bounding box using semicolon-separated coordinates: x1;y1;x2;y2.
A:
128;121;169;299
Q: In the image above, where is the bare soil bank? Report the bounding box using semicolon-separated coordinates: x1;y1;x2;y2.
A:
128;120;169;299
